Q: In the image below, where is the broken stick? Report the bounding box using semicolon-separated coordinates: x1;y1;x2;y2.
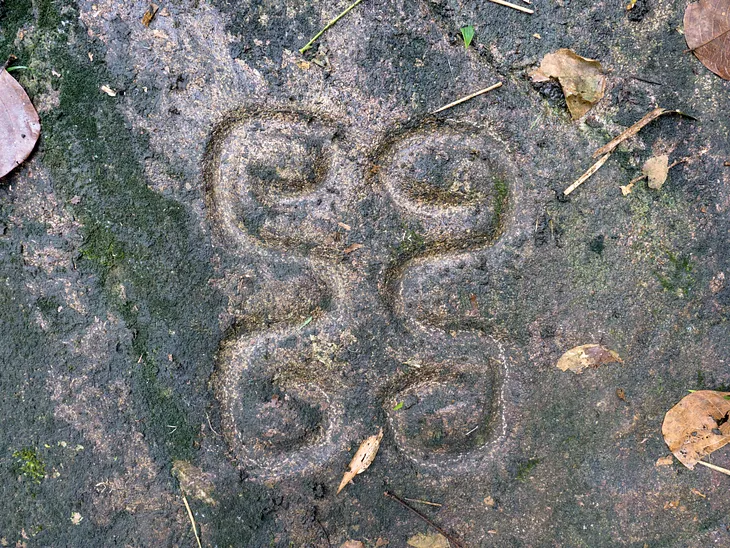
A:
431;82;503;114
563;153;611;196
489;0;534;13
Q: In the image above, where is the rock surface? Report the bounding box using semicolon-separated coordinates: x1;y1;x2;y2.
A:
2;0;730;546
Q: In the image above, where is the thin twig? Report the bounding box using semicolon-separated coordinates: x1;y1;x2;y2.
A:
563;153;611;196
697;460;730;477
182;494;203;548
593;108;694;159
299;0;364;54
488;0;534;13
384;491;464;548
629;75;663;86
431;82;502;114
403;496;443;508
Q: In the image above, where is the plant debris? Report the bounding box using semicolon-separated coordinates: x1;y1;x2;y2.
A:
556;344;623;373
343;243;363;254
407;532;450;548
655;455;674;467
385;491;464;548
460;26;475;49
565;107;690;196
341;541;365;548
684;0;730;80
100;85;117;97
488;0;534;14
141;3;159;27
0;68;41;179
593;108;684;158
643;154;670;189
431;82;502;114
337;428;383;494
299;0;364;54
662;390;730;469
530;48;606;119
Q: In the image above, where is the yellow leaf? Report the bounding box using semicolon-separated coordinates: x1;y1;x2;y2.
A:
406;532;450;548
530;49;606;119
662;390;730;468
337;428;383;494
556;344;622;374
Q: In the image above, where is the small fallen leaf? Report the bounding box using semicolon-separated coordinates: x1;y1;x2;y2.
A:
655;455;674;467
407;532;450;548
620;182;635;196
691;487;707;498
664;499;680;510
626;0;638;9
337;428;383;494
662;390;730;468
556;344;623;374
70;512;83;525
530;48;606;119
393;401;404;410
684;0;730;80
343;243;363;254
100;85;117;97
643;154;669;190
0;68;41;178
484;495;496;507
616;388;627;401
340;542;365;548
375;539;389;547
141;3;159;27
460;25;475;49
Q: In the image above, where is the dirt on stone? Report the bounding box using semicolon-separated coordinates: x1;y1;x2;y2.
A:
2;0;730;546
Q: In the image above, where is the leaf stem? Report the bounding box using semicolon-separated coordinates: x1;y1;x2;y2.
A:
299;0;364;54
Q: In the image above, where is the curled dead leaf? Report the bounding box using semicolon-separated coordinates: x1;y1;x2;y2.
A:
643;154;669;190
0;68;41;179
662;390;730;468
530;48;606;119
684;0;730;80
407;532;450;548
337;428;383;494
556;344;622;374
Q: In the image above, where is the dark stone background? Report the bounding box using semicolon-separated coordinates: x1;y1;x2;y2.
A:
1;0;730;546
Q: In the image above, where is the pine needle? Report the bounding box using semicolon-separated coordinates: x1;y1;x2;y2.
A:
299;0;365;54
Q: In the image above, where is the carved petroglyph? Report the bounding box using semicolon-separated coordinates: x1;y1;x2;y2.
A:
206;110;519;478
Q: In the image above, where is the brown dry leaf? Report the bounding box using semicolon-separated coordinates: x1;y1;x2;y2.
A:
375;539;390;547
530;48;606;119
655;455;674;467
141;3;159;27
343;243;363;254
662;390;730;468
337;428;383;494
684;0;730;80
0;68;41;179
643;154;669;190
620;182;635;196
616;388;627;401
556;344;622;373
340;542;365;548
406;532;450;548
